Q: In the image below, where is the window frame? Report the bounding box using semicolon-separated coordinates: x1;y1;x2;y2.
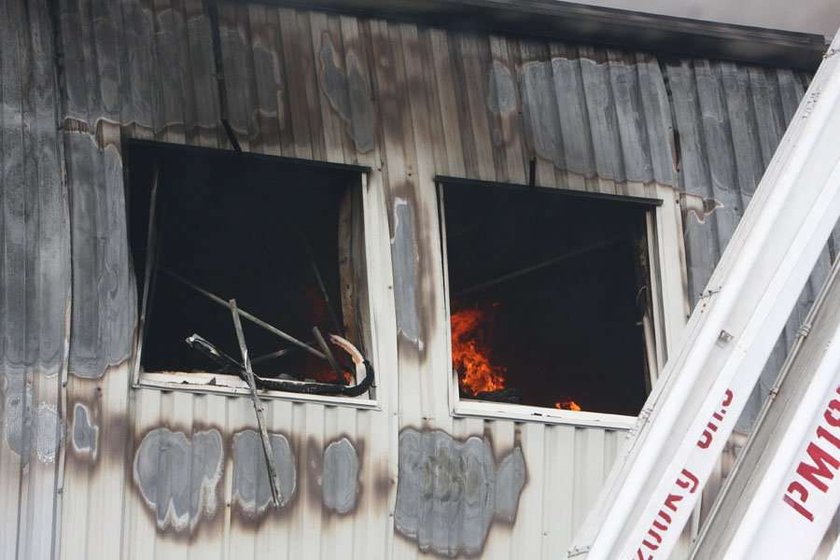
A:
436;176;688;429
127;140;384;410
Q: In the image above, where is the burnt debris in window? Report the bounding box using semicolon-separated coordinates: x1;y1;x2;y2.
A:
128;141;370;393
440;179;654;417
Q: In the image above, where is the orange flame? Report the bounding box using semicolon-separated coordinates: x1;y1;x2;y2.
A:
451;307;506;395
555;400;582;412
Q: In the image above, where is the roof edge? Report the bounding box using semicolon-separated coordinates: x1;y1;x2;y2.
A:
259;0;828;71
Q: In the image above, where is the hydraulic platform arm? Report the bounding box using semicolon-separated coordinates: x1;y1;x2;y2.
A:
569;31;840;560
691;228;840;559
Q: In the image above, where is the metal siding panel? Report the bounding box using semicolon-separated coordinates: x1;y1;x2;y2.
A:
637;54;678;188
0;1;811;558
548;44;595;190
666;57;828;434
666;60;721;304
152;0;188;145
510;421;544;557
543;424;576;558
0;0;28;553
489;36;528;185
0;1;68;559
59;8;667;558
606;49;653;197
400;22;452;427
124;388;162;560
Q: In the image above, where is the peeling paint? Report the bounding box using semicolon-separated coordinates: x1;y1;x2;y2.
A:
494;447;526;522
550;57;598;179
346;52;376;153
322;437;359;514
232;429;297;518
133;428;224;532
67;136;136;379
391;197;424;352
318;33;375;152
34;403;59;463
682;192;724;224
516;56;675;185
320;33;351;119
395;429;527;556
252;44;284;120
487;60;517;114
521;60;563;168
1;378;60;464
72;402;99;457
3;379;31;459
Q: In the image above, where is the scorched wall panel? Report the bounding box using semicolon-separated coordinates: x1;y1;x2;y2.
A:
0;0;69;558
0;0;829;558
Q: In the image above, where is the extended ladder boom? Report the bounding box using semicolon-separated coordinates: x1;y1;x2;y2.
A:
691;242;840;559
569;32;840;560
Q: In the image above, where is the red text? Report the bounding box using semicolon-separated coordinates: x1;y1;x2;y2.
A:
782;385;840;522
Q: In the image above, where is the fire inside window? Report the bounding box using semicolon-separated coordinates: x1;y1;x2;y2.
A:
439;178;656;417
128;141;372;397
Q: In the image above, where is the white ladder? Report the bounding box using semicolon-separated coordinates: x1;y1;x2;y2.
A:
568;31;840;560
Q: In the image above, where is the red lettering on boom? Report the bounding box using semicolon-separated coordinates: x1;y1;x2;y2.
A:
633;468;699;559
697;389;734;449
782;385;840;523
632;389;735;559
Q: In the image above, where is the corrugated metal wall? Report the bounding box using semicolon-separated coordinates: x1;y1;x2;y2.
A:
0;0;827;558
665;59;835;431
0;0;69;558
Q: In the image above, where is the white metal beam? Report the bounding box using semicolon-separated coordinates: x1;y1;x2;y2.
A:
691;249;840;559
569;31;840;560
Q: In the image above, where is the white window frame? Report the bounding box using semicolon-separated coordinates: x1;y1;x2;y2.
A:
437;178;689;429
129;142;388;411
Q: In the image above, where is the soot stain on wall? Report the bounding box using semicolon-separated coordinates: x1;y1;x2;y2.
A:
133;427;224;532
394;428;527;557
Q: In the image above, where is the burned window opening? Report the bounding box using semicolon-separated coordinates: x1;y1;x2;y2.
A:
128;141;373;397
439;178;657;417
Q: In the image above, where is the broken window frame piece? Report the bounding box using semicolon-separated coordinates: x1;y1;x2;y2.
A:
128;140;381;408
436;176;688;429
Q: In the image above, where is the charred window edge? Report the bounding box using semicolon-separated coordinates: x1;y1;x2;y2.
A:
126;140;377;403
437;176;667;426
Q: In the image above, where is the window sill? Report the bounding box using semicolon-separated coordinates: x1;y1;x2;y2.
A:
453;399;636;429
136;372;380;410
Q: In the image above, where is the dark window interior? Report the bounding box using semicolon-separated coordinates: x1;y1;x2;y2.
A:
441;180;654;416
128;142;366;384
